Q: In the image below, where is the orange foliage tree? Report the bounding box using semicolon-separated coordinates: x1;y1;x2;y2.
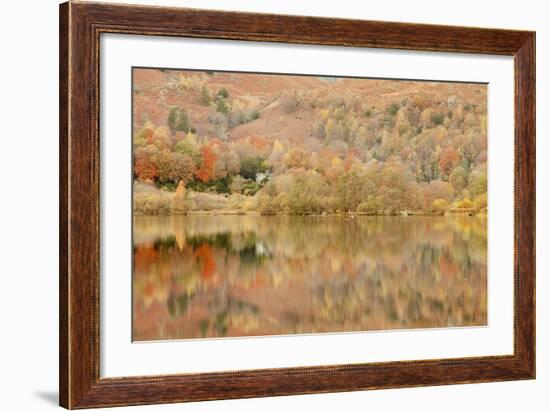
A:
195;145;218;182
439;146;460;177
134;153;158;181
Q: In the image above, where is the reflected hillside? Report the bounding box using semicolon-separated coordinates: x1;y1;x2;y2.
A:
133;215;487;340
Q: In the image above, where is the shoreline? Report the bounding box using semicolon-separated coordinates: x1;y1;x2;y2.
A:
133;209;487;217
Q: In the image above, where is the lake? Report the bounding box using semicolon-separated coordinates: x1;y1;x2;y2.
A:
132;214;487;341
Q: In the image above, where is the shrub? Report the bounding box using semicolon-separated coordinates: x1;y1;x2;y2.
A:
133;191;174;215
473;193;487;209
257;195;278;215
189;191;228;211
248;109;260;121
431;198;449;215
431;112;445;125
280;94;298;113
257;192;290;215
229;175;247;194
155;181;177;192
172;196;194;214
240;196;258;212
386;103;399;117
456;198;474;209
243;181;261;196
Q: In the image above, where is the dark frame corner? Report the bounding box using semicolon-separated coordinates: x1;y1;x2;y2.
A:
59;1;535;408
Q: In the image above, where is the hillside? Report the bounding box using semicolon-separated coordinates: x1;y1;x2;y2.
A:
132;68;487;216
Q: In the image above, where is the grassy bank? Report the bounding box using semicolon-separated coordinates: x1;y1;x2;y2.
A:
133;182;487;217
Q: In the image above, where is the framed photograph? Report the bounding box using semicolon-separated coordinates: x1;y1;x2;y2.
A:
59;2;535;408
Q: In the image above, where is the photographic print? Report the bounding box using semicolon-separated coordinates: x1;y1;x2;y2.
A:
132;68;488;341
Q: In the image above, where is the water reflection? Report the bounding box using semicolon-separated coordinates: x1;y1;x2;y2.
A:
133;215;487;341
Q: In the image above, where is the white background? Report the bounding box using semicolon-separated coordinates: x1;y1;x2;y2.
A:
0;0;547;410
102;34;514;377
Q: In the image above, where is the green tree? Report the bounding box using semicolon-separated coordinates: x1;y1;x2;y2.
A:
167;108;191;134
167;107;178;135
239;156;264;180
174;139;200;162
200;85;211;105
175;109;190;133
217;88;229;99
386;103;399;117
216;98;230;114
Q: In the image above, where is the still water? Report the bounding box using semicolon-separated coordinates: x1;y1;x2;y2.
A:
133;215;487;341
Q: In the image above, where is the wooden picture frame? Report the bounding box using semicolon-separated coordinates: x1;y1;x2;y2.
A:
59;1;535;408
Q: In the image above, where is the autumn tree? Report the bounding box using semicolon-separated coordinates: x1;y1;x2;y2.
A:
133;71;488;215
229;175;246;194
134;126;154;147
156;149;175;183
220;150;241;176
423;180;454;209
456;198;474;209
474;193;488;209
325;119;344;141
151;126;172;150
134;146;158;181
335;171;370;212
376;161;422;213
449;166;468;192
431;199;449;215
357;196;381;215
468;170;487;197
170;152;196;183
287;170;328;214
439;146;460;178
195;145;218;182
283;148;310;169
